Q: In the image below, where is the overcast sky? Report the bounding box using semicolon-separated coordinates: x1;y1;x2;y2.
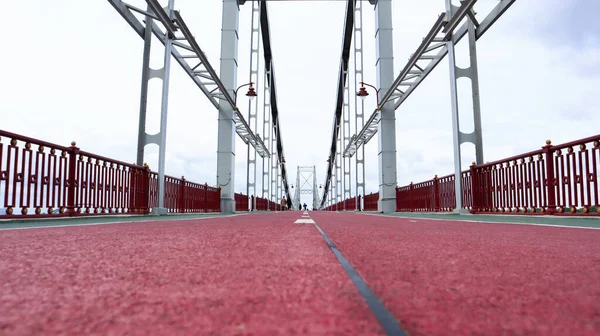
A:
1;0;598;207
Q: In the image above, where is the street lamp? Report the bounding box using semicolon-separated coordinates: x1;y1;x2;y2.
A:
357;82;381;109
233;82;257;108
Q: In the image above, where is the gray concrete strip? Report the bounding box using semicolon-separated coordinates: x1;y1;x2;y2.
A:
357;211;600;229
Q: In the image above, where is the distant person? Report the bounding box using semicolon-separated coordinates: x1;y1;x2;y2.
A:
280;196;286;211
287;198;292;211
303;203;307;211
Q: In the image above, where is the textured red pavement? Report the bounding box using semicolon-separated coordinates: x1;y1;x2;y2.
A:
0;213;384;335
311;212;600;336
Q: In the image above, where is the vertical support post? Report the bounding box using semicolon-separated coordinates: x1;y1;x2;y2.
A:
136;8;153;166
246;0;261;212
330;161;334;210
332;154;337;210
294;165;300;209
409;182;414;212
313;165;318;210
331;181;334;209
433;175;440;211
203;182;208;212
328;182;332;209
277;160;282;204
469;162;479;212
271;126;281;204
271;124;278;206
262;66;271;208
179;176;186;213
353;0;366;212
335;123;342;211
445;0;485;214
66;142;79;216
142;164;151;214
155;0;175;215
216;0;240;213
342;68;351;210
468;18;484;165
134;1;174;215
373;0;397;213
543;140;557;214
446;21;464;214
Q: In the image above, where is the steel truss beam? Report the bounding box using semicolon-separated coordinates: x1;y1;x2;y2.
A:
341;64;350;209
260;1;291;202
320;0;355;208
107;0;270;158
352;0;365;211
262;68;272;204
343;0;516;158
246;0;261;210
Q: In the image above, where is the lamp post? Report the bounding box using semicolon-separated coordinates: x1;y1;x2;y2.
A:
357;82;381;109
233;82;257;108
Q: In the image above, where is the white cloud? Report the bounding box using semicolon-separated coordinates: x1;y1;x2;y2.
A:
0;0;598;209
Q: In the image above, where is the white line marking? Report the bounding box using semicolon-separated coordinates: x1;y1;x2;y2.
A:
357;213;600;230
294;218;315;224
0;214;245;231
409;220;417;222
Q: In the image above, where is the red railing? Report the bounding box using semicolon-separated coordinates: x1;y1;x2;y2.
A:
363;192;378;211
396;135;600;216
252;196;280;211
234;193;249;212
324;195;367;211
147;174;221;213
396;172;472;212
0;130;221;218
471;136;600;215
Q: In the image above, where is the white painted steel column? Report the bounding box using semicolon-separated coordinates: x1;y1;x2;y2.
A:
217;0;240;213
445;0;484;214
374;0;397;213
155;0;176;215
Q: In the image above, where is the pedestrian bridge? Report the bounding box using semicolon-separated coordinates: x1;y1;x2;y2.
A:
0;0;598;335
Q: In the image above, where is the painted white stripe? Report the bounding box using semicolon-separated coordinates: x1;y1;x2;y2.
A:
294;218;315;224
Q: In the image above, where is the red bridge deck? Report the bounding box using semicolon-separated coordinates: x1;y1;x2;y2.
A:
1;212;598;335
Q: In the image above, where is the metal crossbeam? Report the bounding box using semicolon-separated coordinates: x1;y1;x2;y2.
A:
442;0;477;40
107;0;270;158
343;0;516;158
